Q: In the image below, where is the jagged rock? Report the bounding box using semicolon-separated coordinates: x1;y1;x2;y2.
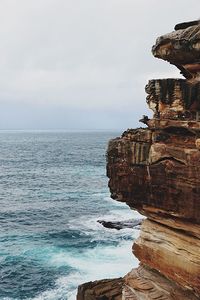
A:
139;115;150;125
146;79;200;120
77;278;123;300
152;21;200;79
97;219;142;230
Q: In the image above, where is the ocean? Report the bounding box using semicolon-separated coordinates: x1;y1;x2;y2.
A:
0;131;139;300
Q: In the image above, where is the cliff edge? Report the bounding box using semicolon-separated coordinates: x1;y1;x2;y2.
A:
77;20;200;300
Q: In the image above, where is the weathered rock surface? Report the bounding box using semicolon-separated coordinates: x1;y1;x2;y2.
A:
77;265;199;300
77;278;123;300
107;127;200;223
77;20;200;300
123;265;199;300
133;219;200;294
146;79;200;120
152;20;200;79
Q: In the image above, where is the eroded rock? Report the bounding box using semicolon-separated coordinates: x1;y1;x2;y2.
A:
124;265;199;300
133;219;200;294
146;79;200;120
107;127;200;223
152;21;200;79
77;20;200;300
77;278;123;300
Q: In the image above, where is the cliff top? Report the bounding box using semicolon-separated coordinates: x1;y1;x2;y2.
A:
152;20;200;79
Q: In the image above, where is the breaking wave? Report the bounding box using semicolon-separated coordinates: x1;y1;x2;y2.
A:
0;131;139;300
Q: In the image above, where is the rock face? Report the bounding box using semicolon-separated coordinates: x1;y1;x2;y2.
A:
152;20;200;80
107;126;200;223
77;278;123;300
77;21;200;300
123;266;199;300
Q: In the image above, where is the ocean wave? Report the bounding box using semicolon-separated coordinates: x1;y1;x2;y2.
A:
31;239;138;300
0;132;140;300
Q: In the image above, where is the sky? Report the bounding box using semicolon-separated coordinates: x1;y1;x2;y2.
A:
0;0;199;130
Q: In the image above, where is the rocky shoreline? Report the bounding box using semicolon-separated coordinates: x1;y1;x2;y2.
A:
77;20;200;300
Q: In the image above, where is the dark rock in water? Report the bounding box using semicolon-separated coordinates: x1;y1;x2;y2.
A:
97;219;142;230
77;277;123;300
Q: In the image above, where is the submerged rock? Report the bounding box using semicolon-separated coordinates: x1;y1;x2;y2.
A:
97;219;142;230
97;219;143;230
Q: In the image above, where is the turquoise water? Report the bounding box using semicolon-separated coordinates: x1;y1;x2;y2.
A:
0;131;139;300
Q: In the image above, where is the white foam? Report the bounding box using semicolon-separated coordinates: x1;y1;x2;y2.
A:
69;203;143;233
30;197;141;300
31;239;138;300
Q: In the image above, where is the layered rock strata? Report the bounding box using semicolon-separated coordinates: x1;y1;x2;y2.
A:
77;278;123;300
77;21;200;300
152;20;200;80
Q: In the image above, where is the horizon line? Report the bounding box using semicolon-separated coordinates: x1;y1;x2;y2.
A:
0;128;125;132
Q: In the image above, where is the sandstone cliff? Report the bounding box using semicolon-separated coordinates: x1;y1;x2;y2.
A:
77;20;200;300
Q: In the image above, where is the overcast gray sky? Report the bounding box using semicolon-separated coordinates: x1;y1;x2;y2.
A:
0;0;199;130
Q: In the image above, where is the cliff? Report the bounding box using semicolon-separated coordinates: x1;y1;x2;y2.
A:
77;20;200;300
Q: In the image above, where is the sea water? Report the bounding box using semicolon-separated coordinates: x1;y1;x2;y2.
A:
0;131;139;300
